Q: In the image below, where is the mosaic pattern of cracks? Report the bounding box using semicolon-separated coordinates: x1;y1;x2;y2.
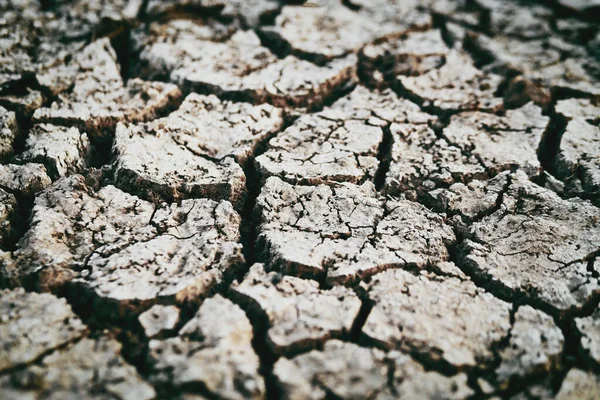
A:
0;0;599;399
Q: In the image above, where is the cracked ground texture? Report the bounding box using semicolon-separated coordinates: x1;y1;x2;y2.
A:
0;1;599;399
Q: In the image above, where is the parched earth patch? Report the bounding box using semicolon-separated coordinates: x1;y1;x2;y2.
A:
1;0;600;399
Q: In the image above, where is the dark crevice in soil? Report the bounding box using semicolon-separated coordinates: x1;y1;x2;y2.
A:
239;153;265;271
537;104;568;177
255;28;294;60
137;0;151;19
341;0;362;12
434;13;465;49
110;26;134;83
255;6;284;28
238;116;294;281
89;139;116;170
0;192;35;254
349;291;373;343
373;123;394;190
461;32;499;70
141;4;231;25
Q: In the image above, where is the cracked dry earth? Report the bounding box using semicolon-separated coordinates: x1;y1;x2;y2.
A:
1;1;600;400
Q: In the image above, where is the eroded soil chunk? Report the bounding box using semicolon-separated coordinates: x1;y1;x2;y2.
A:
0;288;86;372
137;26;357;110
495;306;564;389
139;305;181;339
397;51;504;113
575;309;600;367
147;294;264;400
274;340;473;400
461;171;600;313
260;0;430;62
0;163;52;197
443;103;549;177
113;93;283;205
0;334;156;400
0;106;19;161
17;124;90;180
361;267;512;369
230;264;361;355
12;175;244;317
359;29;450;87
556;369;600;400
33;38;181;141
256;86;399;185
256;177;455;285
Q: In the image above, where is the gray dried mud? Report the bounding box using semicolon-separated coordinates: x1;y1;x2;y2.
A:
0;0;599;399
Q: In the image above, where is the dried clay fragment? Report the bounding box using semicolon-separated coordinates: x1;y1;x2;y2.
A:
495;306;564;389
461;171;600;314
554;0;600;12
555;369;600;400
257;84;473;194
466;33;599;105
575;309;600;367
137;25;357;110
0;89;44;120
256;86;401;185
113;93;284;205
12;175;244;318
0;9;81;94
139;305;181;339
0;106;19;161
0;0;141;98
147;295;264;400
361;267;512;369
17;124;90;180
261;0;430;62
443;102;549;177
230;264;361;355
427;171;511;223
473;0;552;39
256;177;455;285
33;38;181;142
0;163;52;197
555;98;600;121
0;334;156;400
0;288;86;373
274;340;473;400
398;50;504;113
0;163;52;249
383;109;486;200
359;29;450;87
